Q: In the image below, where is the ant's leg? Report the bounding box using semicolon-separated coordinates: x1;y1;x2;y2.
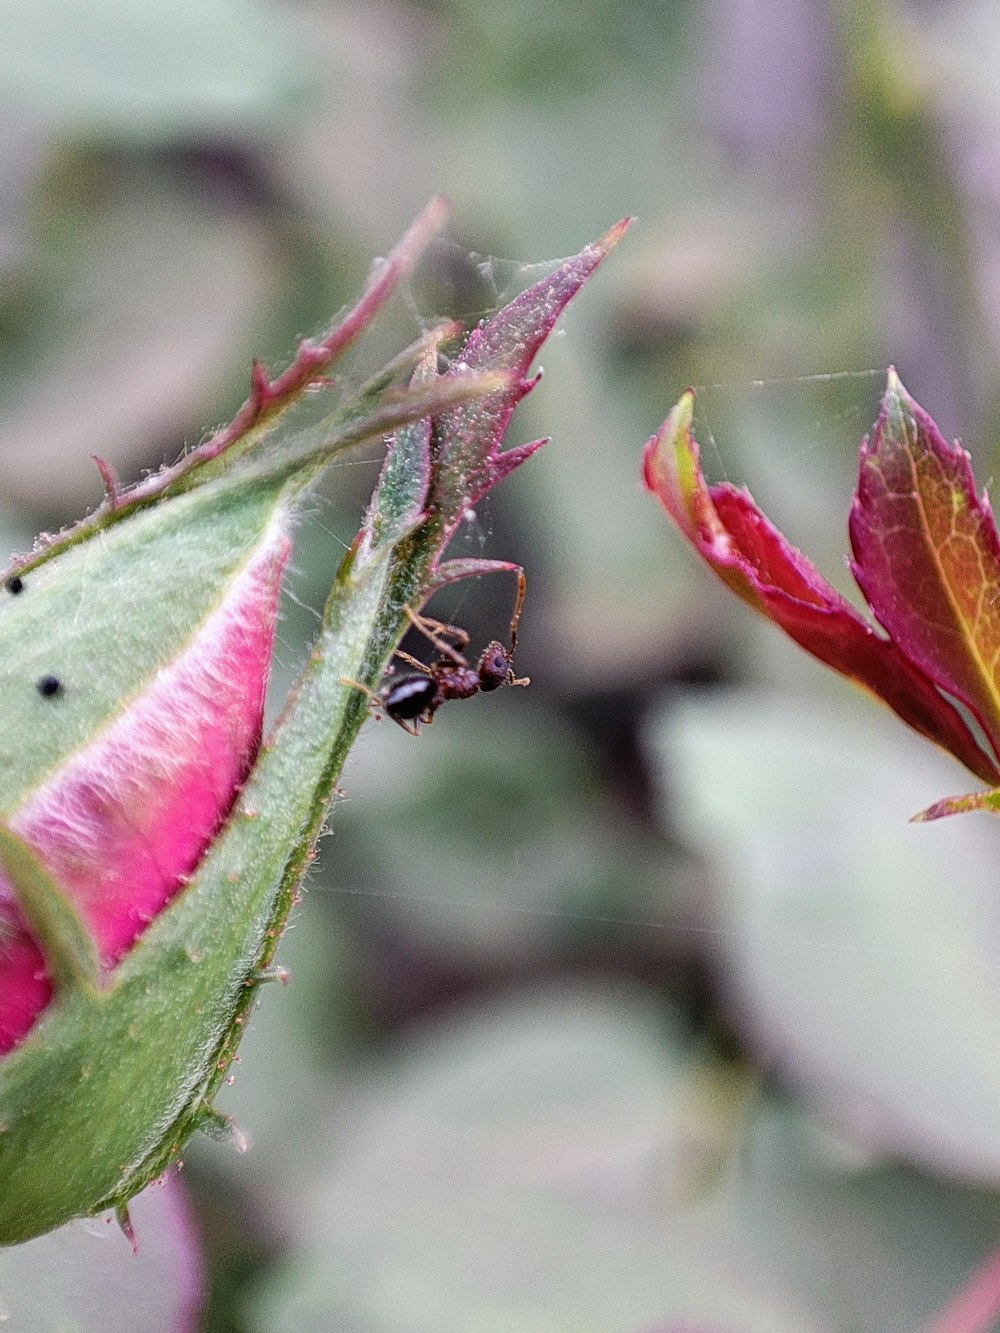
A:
406;605;470;648
508;569;527;655
403;605;469;665
340;677;385;719
392;649;432;675
341;676;376;702
419;614;470;647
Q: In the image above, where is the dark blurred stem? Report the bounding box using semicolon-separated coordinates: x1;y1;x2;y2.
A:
922;1242;1000;1333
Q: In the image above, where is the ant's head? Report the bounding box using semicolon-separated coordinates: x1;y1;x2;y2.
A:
476;569;529;692
476;641;513;691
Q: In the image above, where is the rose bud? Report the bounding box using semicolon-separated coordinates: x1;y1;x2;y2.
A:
0;201;627;1244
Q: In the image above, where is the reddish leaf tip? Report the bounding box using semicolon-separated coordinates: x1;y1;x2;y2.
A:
642;390;698;536
879;365;918;427
912;788;1000;822
92;456;121;508
116;1204;139;1254
597;216;633;254
418;194;450;231
249;358;269;400
910;803;944;824
488;437;547;488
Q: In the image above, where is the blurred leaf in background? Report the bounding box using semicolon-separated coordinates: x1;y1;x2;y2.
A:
8;0;1000;1328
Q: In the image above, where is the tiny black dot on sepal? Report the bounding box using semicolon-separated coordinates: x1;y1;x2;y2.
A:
6;577;23;594
36;675;62;698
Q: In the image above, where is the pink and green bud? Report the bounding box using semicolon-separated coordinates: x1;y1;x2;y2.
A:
644;370;1000;819
0;201;627;1244
0;522;289;1053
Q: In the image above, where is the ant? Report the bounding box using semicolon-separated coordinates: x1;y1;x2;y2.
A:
358;571;529;735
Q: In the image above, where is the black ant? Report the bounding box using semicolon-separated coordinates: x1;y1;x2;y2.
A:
356;571;529;735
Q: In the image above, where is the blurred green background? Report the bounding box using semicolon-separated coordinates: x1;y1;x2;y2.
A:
7;0;1000;1328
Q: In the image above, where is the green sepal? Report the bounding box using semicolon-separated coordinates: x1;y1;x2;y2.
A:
192;1104;249;1152
0;823;101;995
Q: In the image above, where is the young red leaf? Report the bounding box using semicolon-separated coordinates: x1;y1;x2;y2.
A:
850;369;1000;768
429;218;631;557
644;382;1000;791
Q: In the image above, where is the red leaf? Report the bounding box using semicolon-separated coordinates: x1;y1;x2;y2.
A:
432;219;631;544
644;388;1000;788
850;369;1000;768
